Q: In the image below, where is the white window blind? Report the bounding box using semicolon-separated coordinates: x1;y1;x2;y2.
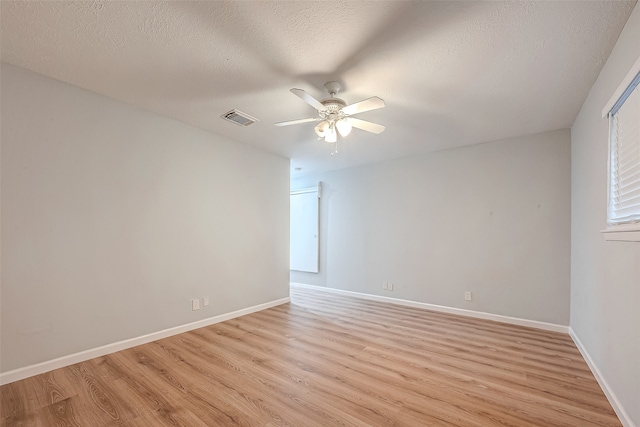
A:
608;71;640;225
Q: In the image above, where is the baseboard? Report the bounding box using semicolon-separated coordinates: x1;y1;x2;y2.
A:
569;328;634;427
290;282;569;334
0;297;290;386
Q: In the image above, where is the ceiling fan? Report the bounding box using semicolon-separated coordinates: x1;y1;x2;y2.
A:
275;81;385;154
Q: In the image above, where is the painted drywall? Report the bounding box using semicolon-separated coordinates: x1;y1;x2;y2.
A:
570;4;640;425
291;129;571;325
0;63;290;373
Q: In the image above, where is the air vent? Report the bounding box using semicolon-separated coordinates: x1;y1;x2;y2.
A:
220;109;259;127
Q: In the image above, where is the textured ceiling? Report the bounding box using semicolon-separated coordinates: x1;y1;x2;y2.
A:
1;1;636;175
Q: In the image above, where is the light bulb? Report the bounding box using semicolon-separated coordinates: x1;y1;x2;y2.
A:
325;125;337;143
314;121;329;138
336;118;352;137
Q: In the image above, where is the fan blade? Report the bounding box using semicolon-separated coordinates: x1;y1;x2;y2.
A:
274;117;319;127
291;88;325;111
349;118;385;134
342;96;385;115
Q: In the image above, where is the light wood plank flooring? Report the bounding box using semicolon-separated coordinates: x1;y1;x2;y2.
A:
1;286;620;426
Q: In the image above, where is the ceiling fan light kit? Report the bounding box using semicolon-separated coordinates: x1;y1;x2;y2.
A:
275;81;385;155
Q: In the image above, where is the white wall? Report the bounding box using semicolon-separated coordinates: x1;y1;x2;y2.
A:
1;63;290;373
571;4;640;426
292;129;571;325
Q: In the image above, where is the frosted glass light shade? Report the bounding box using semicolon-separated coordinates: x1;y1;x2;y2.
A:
336;118;352;137
314;120;329;137
325;125;337;143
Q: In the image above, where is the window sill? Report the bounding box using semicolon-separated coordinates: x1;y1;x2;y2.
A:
601;225;640;242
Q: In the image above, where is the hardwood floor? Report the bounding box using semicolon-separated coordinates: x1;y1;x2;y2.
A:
1;286;621;426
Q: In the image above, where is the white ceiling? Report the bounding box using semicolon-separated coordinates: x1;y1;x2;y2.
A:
1;1;636;175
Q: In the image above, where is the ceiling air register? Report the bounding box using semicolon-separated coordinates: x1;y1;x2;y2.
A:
221;109;259;127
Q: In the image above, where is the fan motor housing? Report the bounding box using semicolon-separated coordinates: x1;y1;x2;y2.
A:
321;98;346;109
320;98;347;120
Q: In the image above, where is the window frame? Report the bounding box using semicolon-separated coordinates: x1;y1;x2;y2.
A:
601;55;640;242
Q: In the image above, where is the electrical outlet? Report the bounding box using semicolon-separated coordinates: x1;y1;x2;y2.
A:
388;283;394;291
192;299;200;311
465;291;472;301
382;282;388;290
203;297;210;307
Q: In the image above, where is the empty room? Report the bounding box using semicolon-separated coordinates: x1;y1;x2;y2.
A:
1;1;639;426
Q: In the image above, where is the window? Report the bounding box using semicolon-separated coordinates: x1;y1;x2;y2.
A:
602;56;640;242
609;72;640;224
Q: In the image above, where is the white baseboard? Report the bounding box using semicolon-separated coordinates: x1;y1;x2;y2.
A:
569;328;634;427
0;297;290;386
290;282;569;334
